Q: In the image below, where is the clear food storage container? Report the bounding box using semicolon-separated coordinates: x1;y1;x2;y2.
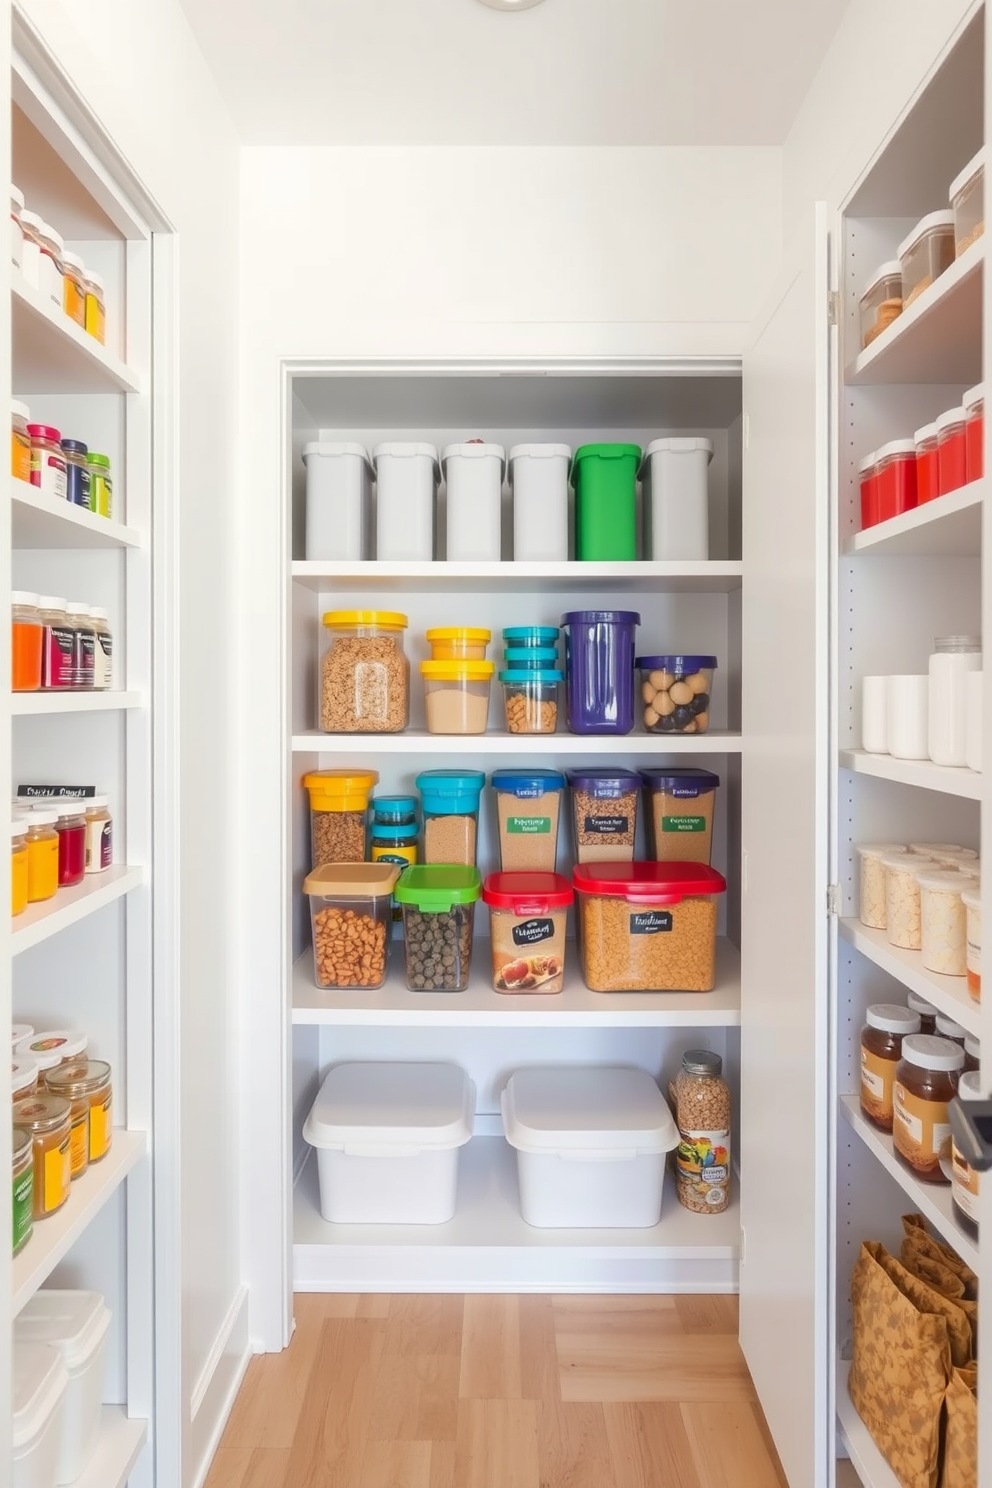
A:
425;626;491;660
859;452;879;528
936;407;967;496
302;442;372;562
302;862;401;990
964;383;984;483
915;425;939;505
491;769;566;873
372;442;439;561
573;862;727;993
641;767;719;864
509;443;570;561
302;769;378;869
918;869;968;976
483;871;573;994
320;610;409;733
394;864;481;992
568;768;641;864
898;210;956;307
962;884;981;1001
15;1290;112;1486
420;659;494;734
503;625;559;651
561;609;640;735
882;852;938;950
858;261;903;347
416;769;485;866
499;668;562;734
503;646;559;670
950;147;984;256
637;655;715;734
875;440;917;520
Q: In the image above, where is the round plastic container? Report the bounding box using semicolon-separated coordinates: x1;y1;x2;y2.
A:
859;261;903;347
416;769;486;867
482;871;573;995
637;654;716;735
421;659;494;735
502;626;559;649
640;767;719;864
509;444;570;561
568;768;641;865
572;444;639;561
859;452;879;528
909;842;970;863
914;424;939;504
442;443;505;562
573;861;727;992
936;407;967;495
320;610;409;733
640;438;712;560
950;147;984;256
855;842;909;929
875;440;917;520
83;270;106;343
373;443;439;561
491;768;566;873
394;864;481;992
302;768;378;869
12;592;42;692
302;862;401;990
899;210;956;306
884;675;928;760
964;383;984;483
929;635;981;766
425;627;491;661
369;820;418;872
962;884;981;1001
861;675;887;754
500;668;562;734
11;821;28;916
503;646;558;669
561;609;640;735
860;1004;922;1132
893;1033;964;1182
883;852;937;949
918;870;969;975
303;442;372;561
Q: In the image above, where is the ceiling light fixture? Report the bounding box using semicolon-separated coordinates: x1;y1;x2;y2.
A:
476;0;546;10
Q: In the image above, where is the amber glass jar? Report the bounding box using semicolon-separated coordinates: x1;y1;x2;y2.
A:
12;1126;33;1256
12;1093;71;1219
46;1059;112;1164
964;1033;980;1073
860;1003;920;1132
907;991;938;1035
893;1034;964;1183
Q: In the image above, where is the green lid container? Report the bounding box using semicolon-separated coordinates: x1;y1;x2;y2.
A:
394;863;482;910
572;443;640;561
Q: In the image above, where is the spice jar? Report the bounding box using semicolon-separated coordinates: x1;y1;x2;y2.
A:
950;1070;983;1237
964;1033;980;1073
918;871;969;975
320;610;409;733
84;797;112;873
61;439;91;509
964;384;984;484
860;1003;921;1132
855;843;909;930
302;769;378;869
568;768;641;865
882;853;937;949
893;1034;964;1182
11;821;28;916
87;453;112;517
859;452;879;528
46;1060;113;1172
12;1126;33;1256
929;636;982;767
89;608;113;690
417;769;485;867
11;592;43;692
28;424;66;500
10;184;24;270
674;1050;731;1214
858;261;903;348
491;768;566;874
61;249;86;326
962;885;981;1001
83;270;106;343
11;399;31;483
12;1093;71;1219
482;871;572;994
24;811;58;902
914;425;939;505
394;864;482;993
35;220;64;311
53;806;86;886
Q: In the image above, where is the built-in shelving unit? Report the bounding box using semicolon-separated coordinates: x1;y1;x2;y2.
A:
10;690;143;716
73;1409;148;1488
839;749;982;800
11;273;143;394
291;559;744;594
12;865;144;955
294;728;745;757
841;479;982;558
836;1360;902;1488
838;920;981;1038
12;477;141;549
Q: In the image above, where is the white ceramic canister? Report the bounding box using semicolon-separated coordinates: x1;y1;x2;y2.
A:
929;636;982;766
443;443;505;561
966;670;982;772
508;444;570;561
886;675;929;760
373;443;439;561
861;676;888;753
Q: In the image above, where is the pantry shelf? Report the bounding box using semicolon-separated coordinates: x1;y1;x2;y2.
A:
74;1409;148;1488
292;729;744;756
291;559;744;594
838;920;981;1038
12;1130;147;1314
841;480;982;558
836;1359;902;1488
838;1098;978;1271
846;236;982;386
12;865;144;956
839;749;981;800
11;690;143;716
11;275;143;395
11;477;141;549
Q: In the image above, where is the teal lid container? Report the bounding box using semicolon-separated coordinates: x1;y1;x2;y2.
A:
572;443;640;561
416;768;486;816
504;646;558;667
370;821;418;842
502;626;559;646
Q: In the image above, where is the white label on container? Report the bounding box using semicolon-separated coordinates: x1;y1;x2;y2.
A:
860;1064;884;1100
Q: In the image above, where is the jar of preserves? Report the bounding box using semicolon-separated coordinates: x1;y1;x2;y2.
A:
83;270;106;343
918;871;969;976
24;811;59;903
882;852;937;949
12;1057;39;1103
84;797;112;873
11;1093;72;1219
11;821;28;916
35;221;65;310
934;1012;967;1047
855;843;910;930
86;453;112;517
10;184;24;271
860;1003;921;1132
26;1029;88;1068
893;1034;964;1182
61;439;91;509
47;1059;112;1163
66;602;95;689
61;249;86;326
53;807;86;886
38;597;73;690
42;1063;90;1179
962;885;981;1002
914;424;939;505
28;424;66;500
320;610;409;733
674;1050;731;1214
929;637;982;767
11;399;31;483
964;384;984;484
949;1070;983;1237
964;1033;980;1073
12;1126;33;1255
89;608;113;689
11;592;43;692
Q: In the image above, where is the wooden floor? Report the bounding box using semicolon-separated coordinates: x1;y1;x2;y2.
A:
206;1294;788;1488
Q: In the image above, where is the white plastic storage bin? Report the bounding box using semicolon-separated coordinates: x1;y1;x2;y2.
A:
508;444;570;561
640;438;712;560
501;1065;679;1229
302;441;372;561
303;1061;475;1224
16;1291;111;1485
443;443;505;561
372;442;439;561
13;1342;67;1488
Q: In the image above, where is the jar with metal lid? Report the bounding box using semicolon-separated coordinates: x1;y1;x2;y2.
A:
61;249;86;326
882;852;937;949
11;821;28;916
35;220;64;312
11;592;43;692
12;1126;33;1255
918;871;969;975
949;1070;983;1237
66;602;95;689
18;208;44;287
28;424;66;500
929;637;982;768
12;1093;71;1219
61;439;91;509
302;769;378;869
38;596;73;690
53;806;86;885
855;843;910;930
860;1003;921;1132
46;1059;112;1164
320;610;409;733
83;269;106;343
10;184;24;271
83;797;112;873
962;885;981;1002
24;811;58;902
964;1032;980;1072
11;399;30;483
89;608;113;689
673;1050;731;1214
42;1063;90;1179
87;452;112;517
893;1034;964;1182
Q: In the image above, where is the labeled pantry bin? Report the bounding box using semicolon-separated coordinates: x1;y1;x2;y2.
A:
303;1062;475;1224
641;767;719;864
482;872;573;994
393;864;482;992
501;1065;679;1228
568;768;641;864
320;610;409;733
302;862;401;990
302;768;379;869
491;768;566;873
573;861;727;992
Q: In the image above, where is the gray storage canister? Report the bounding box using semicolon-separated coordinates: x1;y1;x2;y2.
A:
509;444;570;561
641;437;712;560
373;442;439;561
303;441;372;561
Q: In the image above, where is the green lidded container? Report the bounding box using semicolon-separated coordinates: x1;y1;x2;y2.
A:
572;443;640;560
394;864;482;993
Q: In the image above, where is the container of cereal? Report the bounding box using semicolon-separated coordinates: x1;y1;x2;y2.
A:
573;861;727;992
303;862;401;990
491;769;566;873
568;768;641;864
483;871;573;994
917;870;969;976
892;1033;964;1182
499;668;562;734
898;210;956;307
320;610;409;733
950;147;984;257
421;659;494;735
854;843;908;930
673;1050;731;1214
882;852;938;949
637;654;716;735
416;769;485;867
394;864;481;992
858;260;903;347
640;767;719;864
303;769;379;869
962;884;981;1001
860;1004;921;1132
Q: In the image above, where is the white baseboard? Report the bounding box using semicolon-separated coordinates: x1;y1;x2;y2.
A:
188;1285;252;1488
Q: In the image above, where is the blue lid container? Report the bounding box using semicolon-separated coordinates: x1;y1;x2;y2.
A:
371;794;418;823
370;820;418;842
502;626;559;646
415;768;486;815
504;646;558;667
490;768;566;799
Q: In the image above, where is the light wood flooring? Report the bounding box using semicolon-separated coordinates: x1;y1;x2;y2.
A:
206;1293;788;1488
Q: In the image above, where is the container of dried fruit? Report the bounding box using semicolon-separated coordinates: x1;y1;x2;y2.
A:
858;261;903;348
499;668;563;734
640;767;719;864
567;768;641;864
950;147;984;257
420;659;494;735
483;871;573;994
898;210;956;308
394;863;482;992
320;610;409;733
303;862;401;990
636;654;716;734
573;861;727;992
416;769;485;867
491;768;566;873
302;769;379;869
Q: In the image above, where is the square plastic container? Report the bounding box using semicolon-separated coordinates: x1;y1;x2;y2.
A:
426;627;492;661
573;861;727;992
936;407;967;495
443;443;505;561
637;655;715;734
915;426;939;505
572;444;640;560
15;1291;111;1485
302;862;401;990
500;668;562;734
491;768;566;873
303;1061;475;1224
416;769;485;866
483;872;573;994
950;147;984;256
568;768;641;864
500;1066;679;1228
858;261;903;347
509;444;570;560
898;211;956;307
394;864;481;992
421;659;494;734
562;609;640;735
874;441;918;521
302;768;378;869
303;442;372;561
372;443;439;561
641;767;719;865
859;452;879;528
13;1341;67;1488
640;438;712;560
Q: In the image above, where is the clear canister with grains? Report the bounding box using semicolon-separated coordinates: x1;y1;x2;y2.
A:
573;861;727;993
416;769;485;867
320;610;409;733
640;767;719;865
302;769;379;869
917;870;969;976
303;862;401;990
674;1049;731;1214
880;851;936;948
491;768;566;873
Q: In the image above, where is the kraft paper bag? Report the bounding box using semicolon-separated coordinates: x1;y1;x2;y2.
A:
900;1240;979;1344
941;1365;978;1488
903;1214;979;1301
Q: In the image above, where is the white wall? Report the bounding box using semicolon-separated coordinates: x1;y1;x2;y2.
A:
14;3;244;1484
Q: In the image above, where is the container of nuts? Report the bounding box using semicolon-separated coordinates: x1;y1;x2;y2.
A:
394;864;482;992
499;668;563;734
573;861;727;992
303;769;379;869
567;768;641;864
320;610;410;733
636;654;716;734
303;862;401;990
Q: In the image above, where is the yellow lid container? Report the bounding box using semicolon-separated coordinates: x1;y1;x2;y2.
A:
322;610;407;631
303;769;379;811
426;626;492;660
420;660;495;682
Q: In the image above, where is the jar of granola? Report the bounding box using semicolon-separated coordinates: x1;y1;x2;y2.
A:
319;610;409;733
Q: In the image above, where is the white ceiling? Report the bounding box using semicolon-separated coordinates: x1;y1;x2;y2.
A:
178;0;850;147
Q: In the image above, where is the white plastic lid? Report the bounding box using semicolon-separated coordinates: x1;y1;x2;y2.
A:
12;1057;38;1097
901;1033;965;1072
855;842;908;859
898;210;956;259
84;795;109;810
26;809;58;827
15;1291;112;1374
959;1070;984;1100
866;1004;921;1035
962;885;981;910
935;406;967;433
11;591;39;607
61;250;85;271
301;441;372;472
861;260;904;298
907;991;938;1016
880;852;935;874
875;439;917;461
83;269;105;291
509;443;571;461
500;1065;678;1157
12;399;30;419
11;184;24;208
65;601;90;615
39;221;64;251
909;843;963;856
372;441;440;471
916;870;968;895
963;383;985;410
949;147;985;204
26;1030;88;1065
303;1062;475;1155
858;452;877;474
52;803;86;820
442;443;507;473
19;209;43;231
640;437;714;475
36;595;66;611
12;1342;67;1453
12;1022;34;1048
914;424;939;444
88;607;108;620
964;1033;981;1059
935;1013;967;1039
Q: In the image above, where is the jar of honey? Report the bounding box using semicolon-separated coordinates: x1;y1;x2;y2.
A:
46;1059;112;1164
12;1093;71;1220
12;1127;33;1255
11;1057;38;1103
24;811;58;902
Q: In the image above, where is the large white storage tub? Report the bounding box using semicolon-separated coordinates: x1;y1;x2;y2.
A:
640;437;713;560
508;444;570;561
16;1291;111;1485
303;1061;475;1224
372;442;439;561
443;443;505;561
303;441;372;561
501;1065;678;1228
13;1342;68;1488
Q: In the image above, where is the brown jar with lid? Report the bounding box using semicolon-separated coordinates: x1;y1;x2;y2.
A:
46;1059;112;1164
964;1033;980;1073
860;1003;921;1132
892;1034;964;1182
12;1093;72;1219
907;991;938;1035
935;1012;967;1047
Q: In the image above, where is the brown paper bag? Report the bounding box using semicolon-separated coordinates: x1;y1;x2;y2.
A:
941;1365;978;1488
900;1239;979;1346
903;1215;979;1301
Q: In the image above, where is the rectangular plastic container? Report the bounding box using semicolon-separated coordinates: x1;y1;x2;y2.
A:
964;384;984;484
416;769;486;867
303;442;372;561
875;441;917;520
501;1066;679;1228
13;1341;67;1488
641;767;719;865
858;261;903;347
573;861;727;992
898;211;956;307
491;768;566;873
302;862;401;990
443;443;504;561
936;407;967;495
561;609;640;735
482;871;573;994
372;442;438;561
393;863;481;992
303;1061;474;1223
950;147;984;256
302;768;378;869
568;768;641;864
15;1291;111;1485
509;444;570;560
859;452;879;528
572;444;639;560
914;426;938;505
640;438;712;560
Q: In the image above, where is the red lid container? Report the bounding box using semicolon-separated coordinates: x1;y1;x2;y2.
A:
483;871;574;911
572;861;727;903
936;406;967;496
875;440;918;522
858;452;879;529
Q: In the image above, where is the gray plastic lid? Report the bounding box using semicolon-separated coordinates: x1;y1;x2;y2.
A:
866;1004;921;1035
901;1034;965;1072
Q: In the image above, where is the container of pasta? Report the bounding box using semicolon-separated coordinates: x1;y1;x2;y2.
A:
573;861;726;992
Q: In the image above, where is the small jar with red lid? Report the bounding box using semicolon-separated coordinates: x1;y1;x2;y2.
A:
936;406;967;495
858;452;879;529
914;424;939;504
875;440;918;522
482;871;573;995
964;384;983;484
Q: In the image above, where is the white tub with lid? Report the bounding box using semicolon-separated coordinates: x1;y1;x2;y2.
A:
16;1291;111;1485
302;441;372;561
501;1065;679;1228
304;1061;475;1224
13;1341;67;1488
372;442;439;561
442;443;505;561
640;438;712;561
508;444;570;561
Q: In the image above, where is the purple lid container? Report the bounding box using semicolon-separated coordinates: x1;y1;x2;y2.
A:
567;768;642;797
560;611;640;736
637;655;717;673
563;611;641;627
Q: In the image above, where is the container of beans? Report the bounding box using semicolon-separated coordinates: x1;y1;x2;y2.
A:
500;669;563;735
491;769;566;873
483;871;573;994
45;1059;114;1170
394;864;481;992
898;211;956;307
425;627;491;661
881;852;937;949
12;1127;33;1256
302;769;379;869
568;768;640;864
573;861;727;993
640;767;719;864
892;1033;964;1182
12;1093;71;1220
417;769;485;866
636;654;715;734
858;261;903;347
907;991;938;1035
918;870;969;975
320;610;410;733
962;885;981;1001
421;659;494;735
860;1003;921;1132
303;862;401;990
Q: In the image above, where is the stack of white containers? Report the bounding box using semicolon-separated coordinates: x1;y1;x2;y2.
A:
13;1291;111;1488
861;637;983;771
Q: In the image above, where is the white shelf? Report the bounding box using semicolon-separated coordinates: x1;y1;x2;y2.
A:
838;920;981;1038
11;274;142;395
836;1358;902;1488
12;1130;147;1314
846;237;982;386
292;936;741;1027
838;1098;978;1271
74;1409;148;1488
12;866;143;956
11;690;143;716
291;559;744;594
841;481;982;558
11;478;141;549
839;749;981;800
292;729;743;756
